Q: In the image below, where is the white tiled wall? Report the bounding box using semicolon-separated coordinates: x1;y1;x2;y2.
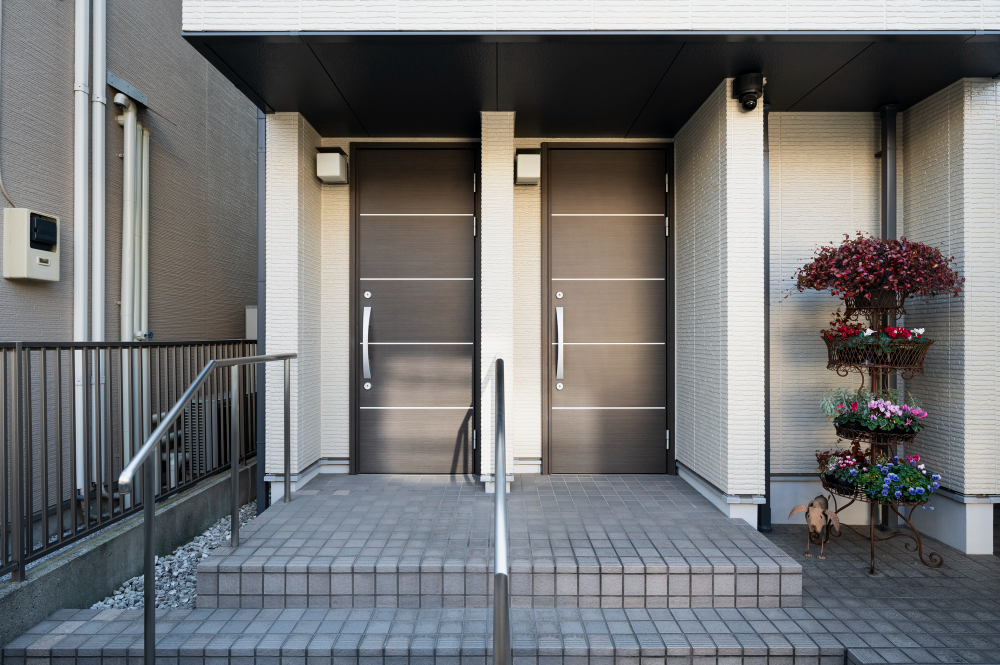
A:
674;79;766;497
265;112;323;475
480;112;517;477
184;0;999;31
902;79;1000;496
768;113;882;475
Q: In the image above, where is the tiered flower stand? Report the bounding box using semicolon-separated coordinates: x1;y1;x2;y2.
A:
819;296;943;574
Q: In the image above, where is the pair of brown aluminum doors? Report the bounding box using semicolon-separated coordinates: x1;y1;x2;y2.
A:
354;145;668;474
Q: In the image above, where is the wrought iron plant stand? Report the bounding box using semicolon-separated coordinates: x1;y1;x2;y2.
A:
820;294;943;574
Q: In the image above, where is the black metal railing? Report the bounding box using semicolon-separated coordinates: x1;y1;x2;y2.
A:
119;352;294;665
492;358;511;665
0;339;258;581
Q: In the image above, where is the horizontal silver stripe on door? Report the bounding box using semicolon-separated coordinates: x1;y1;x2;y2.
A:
361;277;473;281
550;342;664;345
551;278;665;281
550;213;664;217
360;406;474;410
551;406;666;410
359;213;474;217
363;342;473;345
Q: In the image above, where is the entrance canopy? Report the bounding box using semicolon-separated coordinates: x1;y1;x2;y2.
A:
186;32;1000;137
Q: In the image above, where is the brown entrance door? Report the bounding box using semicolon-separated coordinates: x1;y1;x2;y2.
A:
545;147;668;474
354;146;476;474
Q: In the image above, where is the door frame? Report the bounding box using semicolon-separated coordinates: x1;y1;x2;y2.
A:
539;142;675;475
348;141;482;475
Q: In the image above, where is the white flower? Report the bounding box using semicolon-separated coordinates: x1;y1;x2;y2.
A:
911;328;925;335
918;464;925;470
864;329;876;337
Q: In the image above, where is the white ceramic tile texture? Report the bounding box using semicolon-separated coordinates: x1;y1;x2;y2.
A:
265;113;323;475
480;113;517;477
902;79;1000;495
320;139;351;460
183;0;998;31
512;140;543;464
674;80;765;496
768;113;881;475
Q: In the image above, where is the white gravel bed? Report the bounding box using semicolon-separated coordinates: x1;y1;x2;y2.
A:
91;503;256;610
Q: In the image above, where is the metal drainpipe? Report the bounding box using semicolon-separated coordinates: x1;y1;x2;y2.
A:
879;104;899;532
256;109;268;515
759;104;772;533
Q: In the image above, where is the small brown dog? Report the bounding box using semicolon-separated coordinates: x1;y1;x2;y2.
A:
788;496;841;559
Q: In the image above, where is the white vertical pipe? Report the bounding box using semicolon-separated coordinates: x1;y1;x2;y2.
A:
132;122;143;340
73;0;91;490
118;98;137;341
118;96;137;463
140;129;151;461
91;0;106;342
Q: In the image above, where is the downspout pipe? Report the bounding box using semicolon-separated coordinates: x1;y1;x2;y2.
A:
255;109;268;514
759;104;772;533
879;103;899;532
91;0;106;342
116;95;137;342
73;0;91;491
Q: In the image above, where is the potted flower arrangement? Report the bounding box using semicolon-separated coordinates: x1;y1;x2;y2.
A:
793;233;963;315
816;447;869;494
856;454;941;504
821;387;927;443
821;318;934;370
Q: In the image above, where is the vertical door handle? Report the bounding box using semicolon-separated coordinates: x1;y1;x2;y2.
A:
362;306;372;379
555;306;564;380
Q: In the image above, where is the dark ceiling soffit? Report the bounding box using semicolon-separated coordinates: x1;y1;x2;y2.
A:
184;30;1000;44
191;39;273;112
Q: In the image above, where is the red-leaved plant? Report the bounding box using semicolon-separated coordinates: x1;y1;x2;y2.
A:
794;233;964;300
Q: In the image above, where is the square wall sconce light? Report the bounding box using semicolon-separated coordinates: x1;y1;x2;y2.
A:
317;148;348;184
515;151;540;185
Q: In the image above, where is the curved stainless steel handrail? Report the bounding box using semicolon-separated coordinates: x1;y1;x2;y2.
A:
118;352;296;665
493;358;512;665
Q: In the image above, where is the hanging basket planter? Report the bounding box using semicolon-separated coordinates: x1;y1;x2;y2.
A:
824;335;933;379
834;423;919;446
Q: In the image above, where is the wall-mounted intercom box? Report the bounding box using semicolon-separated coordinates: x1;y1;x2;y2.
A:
3;208;60;282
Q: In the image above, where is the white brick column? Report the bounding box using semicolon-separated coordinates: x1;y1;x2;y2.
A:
264;113;323;498
480;112;516;483
674;80;766;525
902;78;1000;554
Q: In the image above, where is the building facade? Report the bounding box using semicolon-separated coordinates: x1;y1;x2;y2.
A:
179;1;1000;555
0;0;258;342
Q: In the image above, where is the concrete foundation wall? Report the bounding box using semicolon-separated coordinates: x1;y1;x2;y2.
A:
0;462;256;652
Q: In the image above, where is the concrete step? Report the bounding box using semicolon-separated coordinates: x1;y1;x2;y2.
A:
3;607;844;665
194;475;802;610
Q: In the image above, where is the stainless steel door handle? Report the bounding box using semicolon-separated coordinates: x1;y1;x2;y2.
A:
362;306;372;379
555;306;564;380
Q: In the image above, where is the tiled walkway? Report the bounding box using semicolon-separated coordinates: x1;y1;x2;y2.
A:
764;524;1000;664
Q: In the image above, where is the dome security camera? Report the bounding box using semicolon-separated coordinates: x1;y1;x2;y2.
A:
733;73;764;112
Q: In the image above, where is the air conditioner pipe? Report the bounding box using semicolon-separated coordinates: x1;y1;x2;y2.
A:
116;94;137;460
73;0;90;490
140;127;152;484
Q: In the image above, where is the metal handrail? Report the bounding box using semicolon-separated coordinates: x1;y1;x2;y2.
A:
493;358;512;665
118;352;295;665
